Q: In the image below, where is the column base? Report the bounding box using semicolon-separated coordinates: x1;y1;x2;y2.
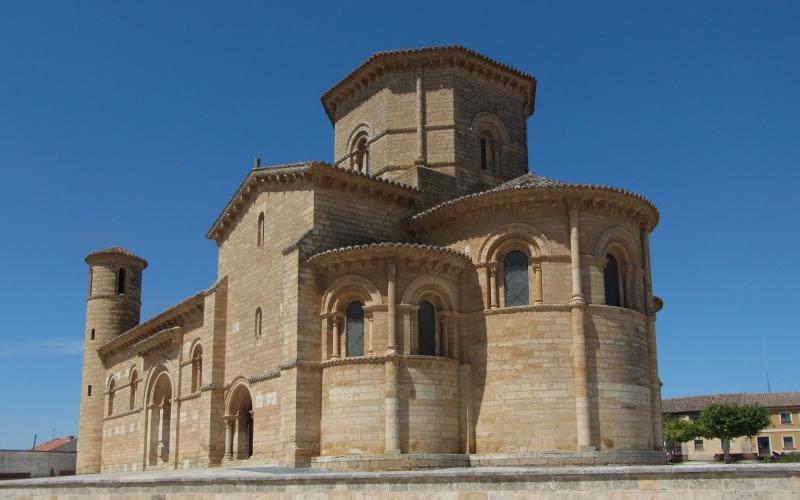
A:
580;445;597;452
384;448;402;455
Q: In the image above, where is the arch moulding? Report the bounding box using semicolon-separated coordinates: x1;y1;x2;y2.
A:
469;111;511;144
321;274;383;315
594;225;642;265
400;274;458;310
224;376;253;415
477;222;553;264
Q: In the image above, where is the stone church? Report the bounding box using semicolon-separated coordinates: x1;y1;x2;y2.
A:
77;46;665;473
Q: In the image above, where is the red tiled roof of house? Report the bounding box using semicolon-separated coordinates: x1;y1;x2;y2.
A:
32;436;75;452
662;392;800;414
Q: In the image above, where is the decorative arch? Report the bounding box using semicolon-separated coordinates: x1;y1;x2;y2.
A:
347;123;374;174
321;274;383;315
400;274;458;311
594;225;642;265
477;222;552;264
129;367;139;410
144;367;173;466
595;226;642;310
225;377;254;460
107;376;116;416
190;341;203;393
225;377;253;415
469;111;511;144
345;122;374;151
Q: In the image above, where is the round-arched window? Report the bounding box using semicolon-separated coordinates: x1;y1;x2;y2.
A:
504;251;529;307
604;254;622;307
346;301;364;357
418;301;436;356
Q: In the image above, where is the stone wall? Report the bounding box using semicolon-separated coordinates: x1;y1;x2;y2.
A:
2;464;798;499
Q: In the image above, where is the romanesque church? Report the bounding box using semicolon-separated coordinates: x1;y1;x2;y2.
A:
77;46;664;473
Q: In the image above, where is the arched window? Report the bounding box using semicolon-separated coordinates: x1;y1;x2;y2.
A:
107;378;116;416
479;132;497;172
418;301;436;356
255;308;262;338
604;254;622;307
504;251;529;307
191;345;203;392
116;267;126;295
350;133;369;173
345;301;364;357
257;212;265;247
129;369;138;410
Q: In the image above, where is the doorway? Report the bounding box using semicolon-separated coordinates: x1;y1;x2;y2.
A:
757;436;771;456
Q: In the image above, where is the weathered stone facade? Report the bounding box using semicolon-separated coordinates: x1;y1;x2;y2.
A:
76;46;665;474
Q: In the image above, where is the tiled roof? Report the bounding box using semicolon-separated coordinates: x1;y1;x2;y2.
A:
85;246;148;268
490;172;564;190
662;392;800;413
206;162;419;241
321;45;537;122
33;436;75;452
308;242;471;265
410;171;658;226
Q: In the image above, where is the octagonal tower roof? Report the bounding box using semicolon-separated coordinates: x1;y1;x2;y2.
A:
320;45;537;123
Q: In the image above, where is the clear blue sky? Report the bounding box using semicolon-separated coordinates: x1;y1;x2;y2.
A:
0;1;797;449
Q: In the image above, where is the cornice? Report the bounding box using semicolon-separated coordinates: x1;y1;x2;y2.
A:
102;407;141;422
320;353;458;368
206;162;419;243
308;242;472;274
321;46;536;123
85;246;148;269
484;304;571;315
410;184;659;232
97;286;210;359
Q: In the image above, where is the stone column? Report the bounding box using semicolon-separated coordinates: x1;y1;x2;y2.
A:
387;261;397;354
385;260;401;454
331;318;340;359
367;314;374;355
489;265;498;309
441;316;449;357
534;264;544;304
223;416;234;459
414;63;426;166
641;229;663;449
435;316;442;357
569;208;594;451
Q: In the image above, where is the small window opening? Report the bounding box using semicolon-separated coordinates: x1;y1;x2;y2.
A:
116;268;126;295
87;385;92;397
604;254;622;307
129;370;138;410
257;212;265;247
90;328;95;340
107;379;115;416
350;132;369;173
480;138;487;170
255;308;263;338
191;345;203;392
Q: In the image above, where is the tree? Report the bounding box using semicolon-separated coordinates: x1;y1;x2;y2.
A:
696;403;771;463
663;417;699;459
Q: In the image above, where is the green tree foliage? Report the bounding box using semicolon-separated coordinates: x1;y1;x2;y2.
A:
663;418;699;444
696;403;771;462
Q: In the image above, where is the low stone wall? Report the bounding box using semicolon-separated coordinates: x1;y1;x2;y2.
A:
0;464;798;499
311;451;666;471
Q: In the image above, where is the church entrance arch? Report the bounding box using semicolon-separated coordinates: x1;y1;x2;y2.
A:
146;370;173;466
225;382;254;460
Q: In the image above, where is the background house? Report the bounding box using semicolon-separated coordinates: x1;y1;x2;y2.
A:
0;436;77;479
662;393;800;461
